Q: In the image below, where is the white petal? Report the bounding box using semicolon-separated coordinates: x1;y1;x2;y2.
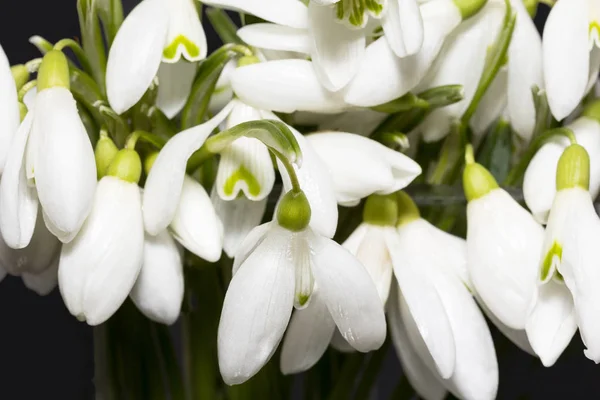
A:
21;255;59;296
308;3;366;91
467;189;543;330
169;176;223;262
59;177;144;326
0;111;38;249
203;0;309;29
130;230;184;325
0;44;20;174
344;0;462;106
388;288;447;400
33;88;96;243
143;101;234;235
542;0;589;120
470;68;508;138
526;281;576;367
231;221;272;275
276;128;339;238
346;224;394;303
382;0;424;57
573;117;600;199
218;227;295;385
211;190;267;259
556;192;600;363
476;294;536;356
231;60;348;113
330;328;357;353
163;0;207;62
238;23;311;54
507;0;543;140
341;222;369;255
280;289;336;374
388;223;455;378
318;109;388;137
22;86;37;110
311;234;386;352
156;60;197;118
0;212;60;277
307;132;421;203
106;0;168;114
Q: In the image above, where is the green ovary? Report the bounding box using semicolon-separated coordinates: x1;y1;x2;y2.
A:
336;0;383;27
540;241;563;282
163;35;200;61
223;166;261;198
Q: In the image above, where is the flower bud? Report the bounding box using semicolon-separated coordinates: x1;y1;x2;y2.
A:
106;149;142;184
95;135;119;180
277;190;311;232
10;64;29;90
37;50;70;91
556;144;590;191
363;193;398;226
396;191;421;227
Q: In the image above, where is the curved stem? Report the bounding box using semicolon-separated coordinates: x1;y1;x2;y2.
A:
126;130;167;150
25;58;42;73
504;127;576;186
272;149;302;194
54;38;94;75
17;80;37;102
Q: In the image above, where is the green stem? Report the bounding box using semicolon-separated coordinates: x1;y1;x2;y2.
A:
206;8;244;44
271;149;302;194
503;127;576;186
181;311;194;400
152;323;185;400
53;38;94;75
186;146;215;174
126;130;167;150
25;58;43;73
18;80;37;102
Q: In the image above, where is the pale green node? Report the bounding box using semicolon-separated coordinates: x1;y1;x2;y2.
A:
582;96;600;123
556;144;590;191
395;191;420;227
463;163;499;202
106;149;142;184
453;0;488;20
363;193;398;226
37;50;70;91
277;191;312;232
95;135;119;180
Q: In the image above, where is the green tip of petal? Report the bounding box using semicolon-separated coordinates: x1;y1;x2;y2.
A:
363;193;398;226
106;149;142;184
222;166;261;198
11;65;29;90
540;241;562;283
277;190;311;232
453;0;488;20
396;191;420;227
582;99;600;124
237;55;260;67
95;134;119;180
163;35;201;61
144;152;159;176
556;144;590;191
37;50;70;91
463;162;499;202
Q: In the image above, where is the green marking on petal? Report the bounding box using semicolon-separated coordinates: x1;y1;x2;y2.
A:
223;165;261;198
297;294;310;307
163;35;200;61
335;0;383;27
589;21;600;38
540;241;562;282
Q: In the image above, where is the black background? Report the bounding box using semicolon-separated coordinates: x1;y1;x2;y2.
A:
0;2;599;399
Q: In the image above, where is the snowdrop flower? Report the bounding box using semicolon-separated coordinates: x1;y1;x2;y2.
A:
469;0;543;141
0;50;96;246
463;148;543;330
542;0;600;120
524;107;600;224
416;0;504;142
130;230;184;325
534;144;600;362
0;43;20;174
219;189;386;384
343;0;487;107
106;0;207;115
221;0;425;92
59;149;144;325
306;132;421;206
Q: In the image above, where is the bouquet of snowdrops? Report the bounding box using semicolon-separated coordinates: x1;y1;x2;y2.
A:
1;0;598;398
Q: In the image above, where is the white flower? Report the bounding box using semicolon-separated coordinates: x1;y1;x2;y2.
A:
220;220;386;384
465;162;543;330
21;257;59;296
305;132;421;206
106;0;207;115
0;44;20;174
130;229;184;325
0;67;96;246
542;0;600;120
416;0;504;142
59;175;144;326
208;0;424;92
469;0;543;141
524;115;600;224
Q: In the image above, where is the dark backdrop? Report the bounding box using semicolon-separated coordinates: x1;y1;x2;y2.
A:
0;2;599;399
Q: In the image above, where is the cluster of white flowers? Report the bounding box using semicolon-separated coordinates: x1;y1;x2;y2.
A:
1;0;600;398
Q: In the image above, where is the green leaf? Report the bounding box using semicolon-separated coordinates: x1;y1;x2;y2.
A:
76;101;99;144
96;0;124;47
206;8;244;45
476;119;513;183
181;43;252;129
371;92;428;114
77;0;107;94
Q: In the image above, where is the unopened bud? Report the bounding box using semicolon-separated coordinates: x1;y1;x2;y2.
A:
95;134;119;180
